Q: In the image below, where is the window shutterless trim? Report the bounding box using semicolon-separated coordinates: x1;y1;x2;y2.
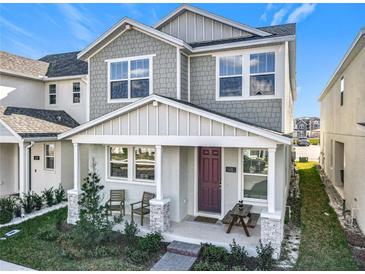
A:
107;146;129;179
72;82;81;104
44;143;55;171
249;52;276;96
133;146;155;183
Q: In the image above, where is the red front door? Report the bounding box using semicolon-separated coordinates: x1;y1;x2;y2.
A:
198;147;221;213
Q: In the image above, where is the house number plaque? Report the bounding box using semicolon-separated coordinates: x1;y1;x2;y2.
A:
226;167;236;173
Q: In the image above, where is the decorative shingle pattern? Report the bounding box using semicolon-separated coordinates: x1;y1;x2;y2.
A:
39;51;88;77
0;51;49;78
0;106;79;138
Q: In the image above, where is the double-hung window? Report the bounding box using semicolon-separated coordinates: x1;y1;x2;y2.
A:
250;52;275;96
134;147;155;181
243;149;268;200
73;82;81;103
109;56;152;101
49;84;56;105
44;144;55;170
340;77;344;106
109;146;128;179
218;55;243;97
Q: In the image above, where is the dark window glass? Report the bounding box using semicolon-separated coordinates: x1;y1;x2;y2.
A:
131;59;149;78
250;52;275;74
243;149;268;174
340;92;344;106
109;147;128;178
49;95;56;105
135;148;155;181
111;81;128;99
250;74;275;96
219;76;242;97
243;175;267;200
131;79;149;98
49;84;56;104
73;93;80;103
46;157;54;169
73;82;80;92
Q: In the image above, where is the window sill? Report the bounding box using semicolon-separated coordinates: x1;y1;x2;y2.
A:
108;98;142;104
215;95;278;101
242;198;268;207
106;178;156;187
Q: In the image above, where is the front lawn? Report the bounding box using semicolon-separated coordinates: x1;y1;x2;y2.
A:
295;162;358;270
0;208;162;271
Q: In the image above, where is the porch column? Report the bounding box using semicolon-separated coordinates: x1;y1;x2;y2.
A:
267;147;276;213
18;141;26;197
67;142;81;225
150;145;170;232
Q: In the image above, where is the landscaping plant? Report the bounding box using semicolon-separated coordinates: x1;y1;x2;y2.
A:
32;192;43;210
123;220;139;247
256;240;274;271
42;187;55;207
20;192;34;214
54;185;65;204
0;196;15;224
13;202;22;217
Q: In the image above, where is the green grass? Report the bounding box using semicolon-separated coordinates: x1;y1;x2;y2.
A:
0;208;148;271
295;162;358;270
308;138;320;145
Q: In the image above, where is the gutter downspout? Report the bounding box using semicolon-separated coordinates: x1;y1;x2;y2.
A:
25;142;35;193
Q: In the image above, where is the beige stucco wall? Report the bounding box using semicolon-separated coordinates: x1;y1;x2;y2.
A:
320;44;365;232
0;74;44;109
0;143;18;196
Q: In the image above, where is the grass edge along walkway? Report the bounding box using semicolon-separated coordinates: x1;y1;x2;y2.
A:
295;162;358;270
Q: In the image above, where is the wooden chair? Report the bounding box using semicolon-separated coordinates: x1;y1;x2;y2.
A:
130;192;155;226
107;190;125;216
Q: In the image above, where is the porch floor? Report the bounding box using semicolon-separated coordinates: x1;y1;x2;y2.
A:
113;214;261;256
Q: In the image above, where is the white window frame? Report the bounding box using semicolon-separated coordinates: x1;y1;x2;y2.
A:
214;47;279;102
72;82;81;104
249;52;276;97
108;146;129;180
217;55;243;99
241;148;268;205
48;84;56;105
106;54;155;103
44;143;55;171
134;146;155;183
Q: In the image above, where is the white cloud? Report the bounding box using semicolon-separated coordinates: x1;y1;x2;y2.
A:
260;3;274;22
271;6;291;25
287;4;316;23
123;3;143;19
0;16;33;38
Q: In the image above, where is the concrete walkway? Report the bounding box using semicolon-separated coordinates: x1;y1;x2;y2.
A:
0;260;35;271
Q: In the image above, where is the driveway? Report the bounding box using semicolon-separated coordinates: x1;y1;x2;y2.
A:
295;145;320;162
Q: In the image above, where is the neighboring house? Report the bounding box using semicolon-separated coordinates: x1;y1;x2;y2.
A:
58;4;296;257
319;27;365;233
294;119;307;138
294;117;320;139
0;51;88;197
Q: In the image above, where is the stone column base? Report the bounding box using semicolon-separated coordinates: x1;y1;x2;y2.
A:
67;189;81;225
260;211;284;259
149;198;170;232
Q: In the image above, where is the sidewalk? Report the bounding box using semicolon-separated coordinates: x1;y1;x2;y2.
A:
0;260;35;271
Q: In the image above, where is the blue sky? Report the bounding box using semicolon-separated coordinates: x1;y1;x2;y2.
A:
0;3;364;117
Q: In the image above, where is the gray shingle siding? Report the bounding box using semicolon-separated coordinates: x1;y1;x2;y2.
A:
190;55;282;131
89;30;177;119
180;53;188;101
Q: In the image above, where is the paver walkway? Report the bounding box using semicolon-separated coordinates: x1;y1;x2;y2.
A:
150;241;201;271
0;260;35;271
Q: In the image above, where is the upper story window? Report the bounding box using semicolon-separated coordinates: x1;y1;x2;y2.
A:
44;144;55;170
73;82;81;103
49;84;56;105
218;56;242;97
250;52;275;96
340;77;344;106
107;55;154;102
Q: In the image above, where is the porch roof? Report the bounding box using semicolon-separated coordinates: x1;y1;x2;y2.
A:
59;94;291;146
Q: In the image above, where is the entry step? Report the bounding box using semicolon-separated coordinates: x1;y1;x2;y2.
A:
166;240;201;257
150;252;197;271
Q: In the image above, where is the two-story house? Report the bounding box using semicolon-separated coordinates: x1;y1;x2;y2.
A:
319;27;365;233
59;5;296;257
0;51;88;196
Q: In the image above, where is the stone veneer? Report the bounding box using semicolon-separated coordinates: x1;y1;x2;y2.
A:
150;198;171;232
260;213;284;259
67;189;80;225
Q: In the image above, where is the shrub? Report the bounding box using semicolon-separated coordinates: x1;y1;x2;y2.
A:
124;220;139;247
42;187;55;207
13;202;22;217
256;240;274;270
36;225;60;241
137;232;162;254
229;239;248;266
193;261;228;271
126;247;149;264
32;192;43;210
54;185;65;204
0;197;15;224
20;192;34;214
200;243;229;265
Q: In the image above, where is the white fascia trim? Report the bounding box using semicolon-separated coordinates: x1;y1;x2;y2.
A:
78;17;191;60
23;136;59;142
0;119;22;141
42;75;87;81
59;94;291;145
154;4;271;37
319;28;365;101
192;35;295;53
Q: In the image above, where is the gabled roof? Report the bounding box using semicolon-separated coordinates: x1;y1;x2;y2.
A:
59;94;291;145
39;51;88;78
319;27;365;101
0;106;79;139
0;51;49;79
154;4;271;37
